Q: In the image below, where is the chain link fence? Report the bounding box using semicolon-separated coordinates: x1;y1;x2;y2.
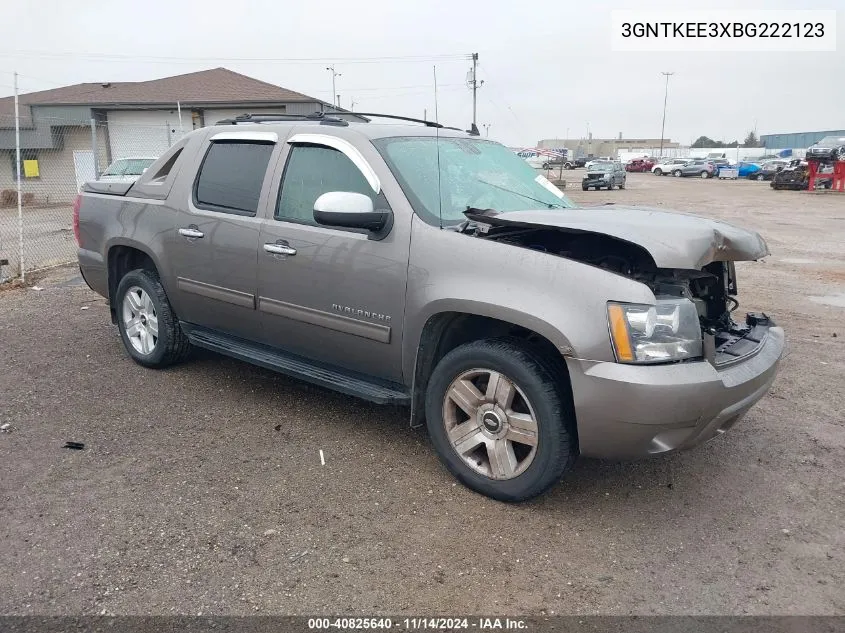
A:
0;115;188;281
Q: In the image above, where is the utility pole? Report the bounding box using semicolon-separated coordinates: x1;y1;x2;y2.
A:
13;71;24;281
350;97;357;112
326;66;341;108
659;72;674;159
468;52;484;129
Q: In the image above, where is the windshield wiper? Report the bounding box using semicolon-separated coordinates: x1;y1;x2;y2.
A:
474;178;566;209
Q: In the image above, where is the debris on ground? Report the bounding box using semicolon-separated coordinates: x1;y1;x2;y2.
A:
0;423;12;433
63;441;85;450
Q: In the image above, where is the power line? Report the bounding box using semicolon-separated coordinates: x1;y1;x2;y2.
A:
0;50;470;65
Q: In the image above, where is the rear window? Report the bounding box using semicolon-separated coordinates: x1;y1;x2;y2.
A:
194;142;274;216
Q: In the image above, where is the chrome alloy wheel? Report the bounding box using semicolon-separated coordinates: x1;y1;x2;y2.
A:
442;369;539;480
121;286;158;355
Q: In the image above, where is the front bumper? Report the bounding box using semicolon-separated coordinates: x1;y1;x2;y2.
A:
567;322;784;459
583;177;611;186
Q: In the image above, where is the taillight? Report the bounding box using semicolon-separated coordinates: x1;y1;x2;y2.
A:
72;194;82;246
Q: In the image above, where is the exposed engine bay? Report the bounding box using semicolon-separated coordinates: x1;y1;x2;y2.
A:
471;223;769;364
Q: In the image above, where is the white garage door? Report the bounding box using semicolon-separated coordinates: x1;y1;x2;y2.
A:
107;110;192;160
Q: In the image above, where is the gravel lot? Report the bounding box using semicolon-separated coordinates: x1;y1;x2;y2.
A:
0;172;843;616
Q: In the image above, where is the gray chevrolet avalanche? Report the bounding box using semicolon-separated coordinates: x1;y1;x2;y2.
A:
75;113;784;501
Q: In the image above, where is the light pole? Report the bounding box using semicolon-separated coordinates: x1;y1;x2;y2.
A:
482;123;491;137
659;72;674;159
326;66;342;108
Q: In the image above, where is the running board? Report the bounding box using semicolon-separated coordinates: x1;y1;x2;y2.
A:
182;324;410;406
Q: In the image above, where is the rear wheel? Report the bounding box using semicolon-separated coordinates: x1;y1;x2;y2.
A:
425;339;577;502
756;173;765;181
673;169;682;177
654;168;663;176
116;269;191;368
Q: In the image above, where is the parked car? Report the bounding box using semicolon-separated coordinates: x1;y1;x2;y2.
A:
542;156;575;170
652;158;692;176
75;112;783;502
676;160;716;179
572;156;588;168
99;157;157;182
736;162;762;179
752;160;790;181
582;161;626;190
625;158;655;172
806;135;845;163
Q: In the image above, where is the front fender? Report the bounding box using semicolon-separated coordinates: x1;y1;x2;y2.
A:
401;217;656;381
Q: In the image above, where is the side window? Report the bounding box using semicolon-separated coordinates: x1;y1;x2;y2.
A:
276;144;378;225
194;141;274;216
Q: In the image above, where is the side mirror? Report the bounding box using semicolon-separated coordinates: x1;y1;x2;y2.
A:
313;191;391;233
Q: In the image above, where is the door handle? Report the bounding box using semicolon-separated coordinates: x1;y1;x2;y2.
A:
178;227;204;239
264;241;297;256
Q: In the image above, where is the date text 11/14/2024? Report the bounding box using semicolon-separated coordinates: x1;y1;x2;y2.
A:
308;617;528;630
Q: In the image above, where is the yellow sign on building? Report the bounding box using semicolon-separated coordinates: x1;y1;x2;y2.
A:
23;159;40;178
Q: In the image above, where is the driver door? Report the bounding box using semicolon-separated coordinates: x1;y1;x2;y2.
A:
255;135;411;382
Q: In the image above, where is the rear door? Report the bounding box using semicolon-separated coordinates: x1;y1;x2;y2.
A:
165;130;279;340
255;132;411;382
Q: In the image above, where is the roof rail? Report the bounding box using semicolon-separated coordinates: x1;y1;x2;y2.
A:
216;111;478;135
329;112;444;128
215;112;349;126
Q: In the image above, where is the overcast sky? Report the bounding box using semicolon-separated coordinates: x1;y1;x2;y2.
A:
1;0;842;147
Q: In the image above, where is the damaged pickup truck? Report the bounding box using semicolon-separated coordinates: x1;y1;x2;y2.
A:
75;113;784;501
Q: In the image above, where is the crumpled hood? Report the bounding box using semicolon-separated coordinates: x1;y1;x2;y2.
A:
472;206;770;270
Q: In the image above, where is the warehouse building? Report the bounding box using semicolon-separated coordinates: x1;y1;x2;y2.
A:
761;130;845;150
0;67;341;203
537;136;682;159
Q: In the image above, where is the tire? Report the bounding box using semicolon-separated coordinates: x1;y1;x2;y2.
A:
115;269;191;369
620;179;626;189
542;163;550;170
564;162;573;170
672;169;682;177
582;184;588;191
756;173;765;181
424;338;577;502
653;169;663;176
700;171;710;179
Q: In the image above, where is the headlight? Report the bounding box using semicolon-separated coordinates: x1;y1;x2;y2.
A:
607;299;703;364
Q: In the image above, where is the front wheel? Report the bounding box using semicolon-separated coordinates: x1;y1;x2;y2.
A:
564;162;573;170
620;179;626;189
756;173;765;181
700;171;710;179
425;339;577;502
673;169;682;177
116;269;191;368
653;169;663;176
581;184;588;191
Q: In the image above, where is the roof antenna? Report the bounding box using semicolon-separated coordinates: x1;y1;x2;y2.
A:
434;65;443;230
467;123;480;136
433;65;439;124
